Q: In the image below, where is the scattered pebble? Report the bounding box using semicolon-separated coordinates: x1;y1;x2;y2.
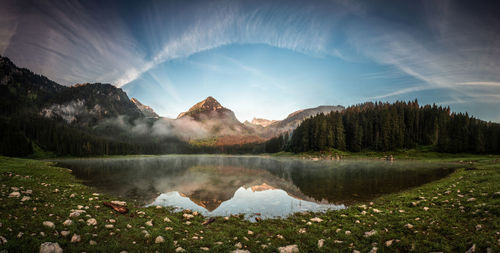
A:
318;239;325;248
63;219;73;226
155;236;165;244
278;244;299;253
310;217;323;223
86;218;97;226
39;242;63;253
71;234;81;243
43;221;55;229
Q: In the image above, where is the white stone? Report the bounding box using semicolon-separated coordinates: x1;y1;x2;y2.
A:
183;214;194;219
86;218;97;226
111;200;127;206
63;219;73;226
155;236;165;244
8;192;20;198
310;217;323;223
318;239;325;248
43;221;55;229
71;234;81;243
278;244;299;253
39;242;63;253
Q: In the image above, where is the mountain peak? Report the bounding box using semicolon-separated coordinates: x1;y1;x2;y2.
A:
131;98;159;118
177;96;224;118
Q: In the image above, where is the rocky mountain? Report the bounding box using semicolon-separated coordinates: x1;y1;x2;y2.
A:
41;83;143;126
1;55;144;126
267;105;344;132
131;98;159;118
177;96;252;136
250;118;277;127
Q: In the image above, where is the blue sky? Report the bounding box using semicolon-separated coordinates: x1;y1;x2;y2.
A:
1;0;500;122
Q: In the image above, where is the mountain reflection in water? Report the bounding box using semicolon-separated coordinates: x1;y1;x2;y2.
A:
149;184;344;219
56;155;456;219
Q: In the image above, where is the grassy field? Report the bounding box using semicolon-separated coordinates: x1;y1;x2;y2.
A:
0;154;499;252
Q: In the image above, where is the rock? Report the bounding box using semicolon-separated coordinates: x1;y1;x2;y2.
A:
69;210;85;217
385;240;393;247
352;250;361;253
372;208;382;213
63;219;73;226
0;236;7;244
369;247;378;253
21;196;31;202
276;234;284;240
345;230;351;235
39;242;63;253
200;247;209;251
17;232;23;238
183;214;194;220
467;198;476;202
465;244;476;253
103;201;129;214
405;223;414;229
43;221;55;229
126;224;132;229
318;239;325;248
298;228;306;233
105;224;114;229
60;231;70;237
310;217;323;223
202;218;216;226
71;234;81;243
86;218;97;226
89;240;97;245
234;242;242;249
8;192;20;198
145;220;153;227
164;217;172;222
155;236;165;244
165;226;173;231
247;230;254;235
278;244;299;253
423;207;429;211
175;247;185;252
364;230;377;237
231;250;250;253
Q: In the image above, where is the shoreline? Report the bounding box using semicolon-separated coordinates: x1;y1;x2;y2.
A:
0;154;498;252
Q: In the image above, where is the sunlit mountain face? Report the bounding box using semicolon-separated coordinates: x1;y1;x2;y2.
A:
56;155;457;219
1;0;499;122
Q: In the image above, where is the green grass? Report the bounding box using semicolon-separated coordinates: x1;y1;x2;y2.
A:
0;154;499;252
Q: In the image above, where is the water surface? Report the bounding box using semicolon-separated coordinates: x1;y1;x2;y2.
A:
56;155;455;219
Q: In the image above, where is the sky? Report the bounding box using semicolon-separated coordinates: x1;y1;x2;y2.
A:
1;0;499;122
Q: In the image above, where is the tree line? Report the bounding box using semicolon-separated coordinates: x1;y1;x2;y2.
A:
266;100;500;154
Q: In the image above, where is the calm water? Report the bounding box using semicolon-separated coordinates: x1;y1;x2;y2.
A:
56;155;455;219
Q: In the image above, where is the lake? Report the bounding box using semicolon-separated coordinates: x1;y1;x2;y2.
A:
56;155;455;219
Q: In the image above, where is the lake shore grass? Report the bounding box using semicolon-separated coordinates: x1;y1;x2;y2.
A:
0;153;499;252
